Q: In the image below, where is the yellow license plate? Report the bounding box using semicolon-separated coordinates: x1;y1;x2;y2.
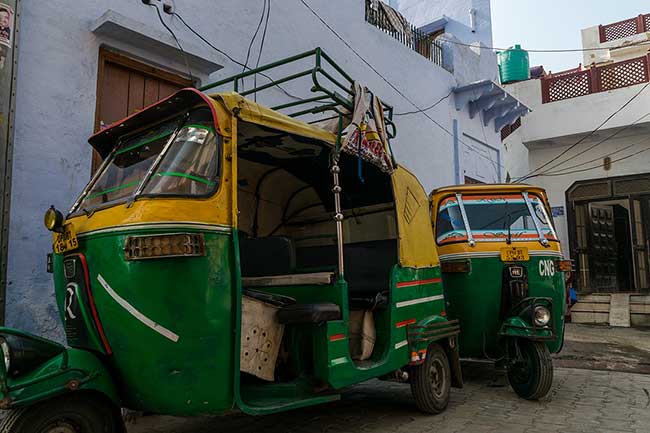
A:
500;247;529;262
53;224;78;254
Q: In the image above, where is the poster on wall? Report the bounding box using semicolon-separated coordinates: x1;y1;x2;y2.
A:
0;3;13;48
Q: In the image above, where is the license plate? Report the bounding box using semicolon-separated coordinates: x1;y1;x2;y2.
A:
500;247;529;262
53;224;79;254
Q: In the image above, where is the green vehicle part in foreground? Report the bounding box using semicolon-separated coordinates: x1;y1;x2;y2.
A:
0;49;462;432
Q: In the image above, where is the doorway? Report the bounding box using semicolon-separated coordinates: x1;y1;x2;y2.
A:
567;173;650;294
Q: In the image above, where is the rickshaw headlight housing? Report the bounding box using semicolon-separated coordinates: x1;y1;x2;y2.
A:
0;337;10;373
44;206;64;232
533;306;551;327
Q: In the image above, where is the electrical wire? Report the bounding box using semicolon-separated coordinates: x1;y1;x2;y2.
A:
541;137;647;175
242;0;267;76
437;38;650;53
172;11;301;100
298;0;505;170
514;80;650;182
535;145;650;177
524;110;650;180
150;4;194;84
253;0;272;101
394;89;453;116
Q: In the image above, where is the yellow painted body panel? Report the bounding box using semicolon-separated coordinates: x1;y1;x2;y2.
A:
430;184;562;256
211;92;338;146
392;167;439;267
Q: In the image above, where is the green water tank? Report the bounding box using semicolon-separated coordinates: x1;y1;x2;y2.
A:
498;44;530;84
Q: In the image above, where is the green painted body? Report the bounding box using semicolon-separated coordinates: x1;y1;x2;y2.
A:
0;227;458;416
0;330;119;410
441;255;565;359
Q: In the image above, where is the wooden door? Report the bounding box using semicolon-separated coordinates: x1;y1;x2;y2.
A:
92;49;193;171
588;204;617;291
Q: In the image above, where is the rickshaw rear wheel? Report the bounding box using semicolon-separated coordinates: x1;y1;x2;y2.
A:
507;339;553;400
0;392;120;433
410;343;451;414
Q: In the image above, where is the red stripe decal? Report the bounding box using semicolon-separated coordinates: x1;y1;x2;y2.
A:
396;278;442;288
73;253;112;355
329;333;346;342
395;318;416;328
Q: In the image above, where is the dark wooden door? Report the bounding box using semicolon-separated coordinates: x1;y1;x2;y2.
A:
92;49;193;171
631;197;650;290
588;204;617;291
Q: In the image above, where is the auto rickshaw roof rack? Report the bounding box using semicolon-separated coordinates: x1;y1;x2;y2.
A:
199;47;395;136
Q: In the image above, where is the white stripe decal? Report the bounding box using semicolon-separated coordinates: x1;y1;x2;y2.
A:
97;274;180;343
395;340;408;350
330;356;348;366
396;295;444;309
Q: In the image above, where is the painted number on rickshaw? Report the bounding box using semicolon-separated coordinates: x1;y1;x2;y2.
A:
539;260;555;277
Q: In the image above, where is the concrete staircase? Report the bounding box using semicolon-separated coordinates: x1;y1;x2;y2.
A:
571;293;650;327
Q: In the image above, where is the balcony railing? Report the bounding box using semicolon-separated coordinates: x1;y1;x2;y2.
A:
599;14;650;43
365;0;443;67
541;55;650;103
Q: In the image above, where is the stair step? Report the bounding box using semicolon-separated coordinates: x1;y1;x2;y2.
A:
609;293;631;327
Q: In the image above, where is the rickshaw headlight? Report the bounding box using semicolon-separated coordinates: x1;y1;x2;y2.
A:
44;206;64;232
533;306;551;327
0;337;11;373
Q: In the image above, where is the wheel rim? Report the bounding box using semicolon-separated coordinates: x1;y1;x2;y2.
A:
429;358;446;398
42;421;80;433
510;345;534;386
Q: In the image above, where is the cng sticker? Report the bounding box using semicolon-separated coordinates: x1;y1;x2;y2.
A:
539;260;555;277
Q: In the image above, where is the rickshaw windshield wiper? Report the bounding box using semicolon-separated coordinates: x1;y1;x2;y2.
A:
455;193;475;247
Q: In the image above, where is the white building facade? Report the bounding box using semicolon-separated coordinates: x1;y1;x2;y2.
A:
503;13;650;294
5;0;515;337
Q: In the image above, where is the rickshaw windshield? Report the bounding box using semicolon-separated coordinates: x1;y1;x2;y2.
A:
72;107;220;214
436;193;558;245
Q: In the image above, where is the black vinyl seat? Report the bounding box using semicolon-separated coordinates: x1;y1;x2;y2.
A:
277;303;341;325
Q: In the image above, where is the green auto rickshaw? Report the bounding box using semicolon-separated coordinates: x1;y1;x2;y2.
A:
430;184;570;400
0;49;462;432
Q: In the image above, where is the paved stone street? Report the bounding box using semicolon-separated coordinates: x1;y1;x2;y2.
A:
128;365;650;433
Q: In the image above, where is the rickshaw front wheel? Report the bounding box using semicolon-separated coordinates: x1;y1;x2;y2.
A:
0;393;120;433
507;339;553;400
410;343;451;414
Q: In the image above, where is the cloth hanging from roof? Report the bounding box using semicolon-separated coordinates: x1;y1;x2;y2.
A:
340;82;395;174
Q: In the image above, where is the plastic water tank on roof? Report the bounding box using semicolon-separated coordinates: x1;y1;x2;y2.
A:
497;44;530;84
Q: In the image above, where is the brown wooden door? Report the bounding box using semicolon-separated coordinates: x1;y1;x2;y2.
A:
588;204;617;291
92;49;193;171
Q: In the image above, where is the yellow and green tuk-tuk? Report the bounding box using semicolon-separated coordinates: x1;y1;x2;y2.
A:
0;49;461;432
430;184;570;400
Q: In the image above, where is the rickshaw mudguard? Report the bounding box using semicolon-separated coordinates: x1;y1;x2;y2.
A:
0;327;119;410
498;316;554;340
407;316;463;388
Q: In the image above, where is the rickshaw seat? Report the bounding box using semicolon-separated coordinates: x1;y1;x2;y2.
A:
241;272;334;287
277;303;341;325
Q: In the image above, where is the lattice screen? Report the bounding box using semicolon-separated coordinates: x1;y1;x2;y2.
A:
546;71;591;102
645;14;650;32
602;18;638;42
598;57;649;91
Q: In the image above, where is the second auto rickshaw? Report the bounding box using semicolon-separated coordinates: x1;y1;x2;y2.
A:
430;184;570;400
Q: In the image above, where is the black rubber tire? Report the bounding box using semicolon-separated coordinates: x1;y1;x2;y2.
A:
410;343;451;414
507;340;554;400
0;393;118;433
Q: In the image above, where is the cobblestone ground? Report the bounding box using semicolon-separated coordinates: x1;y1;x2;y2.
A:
128;365;650;433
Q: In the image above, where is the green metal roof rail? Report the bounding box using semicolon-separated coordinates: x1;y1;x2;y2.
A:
199;47;396;139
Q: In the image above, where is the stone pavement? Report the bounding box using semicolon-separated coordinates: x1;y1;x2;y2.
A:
128;365;650;433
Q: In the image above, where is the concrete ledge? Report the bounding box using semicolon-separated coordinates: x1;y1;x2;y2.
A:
609;293;631;327
91;9;223;76
572;311;609;324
